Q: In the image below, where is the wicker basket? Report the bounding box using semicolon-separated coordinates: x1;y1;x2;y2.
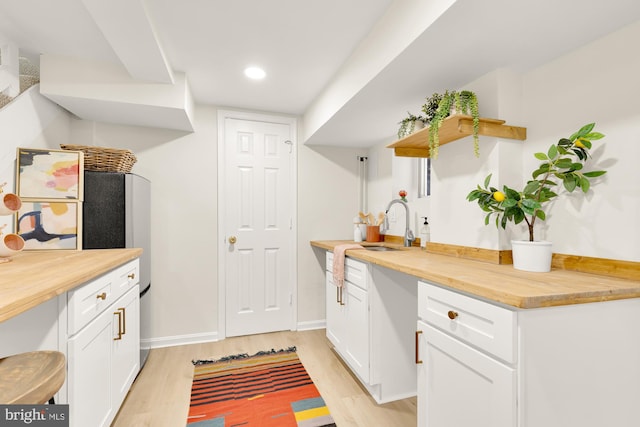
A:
60;144;137;173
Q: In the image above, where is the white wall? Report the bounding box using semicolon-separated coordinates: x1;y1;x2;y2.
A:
0;86;71;233
67;107;218;346
298;143;366;325
383;20;640;261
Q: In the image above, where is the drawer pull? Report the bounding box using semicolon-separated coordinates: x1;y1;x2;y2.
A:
96;292;107;300
128;273;136;279
415;330;423;364
339;287;345;306
447;310;459;320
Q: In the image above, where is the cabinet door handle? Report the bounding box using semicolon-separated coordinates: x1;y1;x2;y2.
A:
415;330;423;364
447;310;459;320
114;310;123;341
97;292;107;300
128;273;136;280
119;307;126;335
336;286;340;304
339;287;345;306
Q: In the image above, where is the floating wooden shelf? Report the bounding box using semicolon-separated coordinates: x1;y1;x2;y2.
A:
387;114;527;158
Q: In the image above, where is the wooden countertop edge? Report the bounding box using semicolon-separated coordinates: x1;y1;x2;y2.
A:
310;240;640;309
0;248;143;323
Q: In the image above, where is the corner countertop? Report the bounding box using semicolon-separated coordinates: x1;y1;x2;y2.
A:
0;248;143;323
311;240;640;309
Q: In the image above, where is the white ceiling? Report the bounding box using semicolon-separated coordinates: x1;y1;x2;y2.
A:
1;0;640;147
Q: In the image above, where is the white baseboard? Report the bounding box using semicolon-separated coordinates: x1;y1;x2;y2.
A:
297;319;326;331
143;322;326;350
142;331;218;350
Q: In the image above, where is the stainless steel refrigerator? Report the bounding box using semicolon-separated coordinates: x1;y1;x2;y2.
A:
82;171;151;369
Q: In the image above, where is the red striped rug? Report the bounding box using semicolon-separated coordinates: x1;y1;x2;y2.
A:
187;347;336;426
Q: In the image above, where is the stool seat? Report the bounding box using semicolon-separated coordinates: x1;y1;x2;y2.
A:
0;351;66;404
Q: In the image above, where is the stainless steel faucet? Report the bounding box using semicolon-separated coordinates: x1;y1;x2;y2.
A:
382;199;415;247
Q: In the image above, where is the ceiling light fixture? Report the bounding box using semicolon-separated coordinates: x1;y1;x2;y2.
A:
244;66;266;80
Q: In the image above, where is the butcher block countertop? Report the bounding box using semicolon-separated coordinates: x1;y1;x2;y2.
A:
0;248;142;323
311;240;640;309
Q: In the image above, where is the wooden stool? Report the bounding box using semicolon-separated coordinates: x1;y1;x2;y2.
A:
0;351;66;404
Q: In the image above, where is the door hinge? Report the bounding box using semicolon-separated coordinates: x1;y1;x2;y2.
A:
289;293;293;305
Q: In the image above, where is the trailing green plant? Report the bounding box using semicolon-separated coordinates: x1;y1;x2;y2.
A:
428;90;480;159
397;111;426;139
466;123;607;242
421;92;444;124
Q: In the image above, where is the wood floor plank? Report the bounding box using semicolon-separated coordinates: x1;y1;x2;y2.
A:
112;329;417;426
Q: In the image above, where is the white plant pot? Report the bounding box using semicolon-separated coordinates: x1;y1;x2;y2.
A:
511;240;552;273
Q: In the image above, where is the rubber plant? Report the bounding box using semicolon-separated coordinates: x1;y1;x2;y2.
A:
466;123;607;242
428;90;479;159
397;111;426;139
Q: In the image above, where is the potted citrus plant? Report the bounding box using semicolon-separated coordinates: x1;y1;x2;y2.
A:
428;90;480;159
466;123;607;272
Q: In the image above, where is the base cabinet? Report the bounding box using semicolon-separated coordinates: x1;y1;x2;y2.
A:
417;279;640;427
65;259;140;427
417;321;515;427
325;252;417;403
325;253;370;383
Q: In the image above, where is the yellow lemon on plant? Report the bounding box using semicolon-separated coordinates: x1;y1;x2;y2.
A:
493;191;506;202
575;139;586;149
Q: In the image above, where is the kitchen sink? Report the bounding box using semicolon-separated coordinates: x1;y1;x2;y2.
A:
363;246;400;251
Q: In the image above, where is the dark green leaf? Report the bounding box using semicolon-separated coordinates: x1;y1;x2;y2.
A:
578;139;592;149
485;212;491;226
563;175;577;192
502;198;517;208
523;180;540;194
570;163;583;171
505;187;520;200
583;170;606;178
513;209;525;224
572;149;586;160
556;158;573;169
559;138;573;147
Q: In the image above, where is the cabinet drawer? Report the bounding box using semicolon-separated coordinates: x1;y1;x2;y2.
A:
67;260;138;336
345;258;367;290
112;260;140;298
326;252;368;290
67;270;116;336
418;281;516;364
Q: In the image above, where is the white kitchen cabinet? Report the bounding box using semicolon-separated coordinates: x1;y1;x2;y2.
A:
325;252;370;382
417;320;516;427
325;252;417;403
66;259;140;427
325;271;345;350
67;294;115;427
417;279;640;427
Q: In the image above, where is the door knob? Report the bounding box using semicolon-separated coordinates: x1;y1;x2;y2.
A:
228;236;237;244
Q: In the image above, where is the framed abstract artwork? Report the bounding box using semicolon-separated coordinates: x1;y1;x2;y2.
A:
16;200;82;250
16;148;84;200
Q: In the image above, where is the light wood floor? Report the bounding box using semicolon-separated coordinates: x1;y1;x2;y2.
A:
112;329;417;426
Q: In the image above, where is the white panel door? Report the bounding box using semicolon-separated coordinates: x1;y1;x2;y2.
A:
223;117;294;337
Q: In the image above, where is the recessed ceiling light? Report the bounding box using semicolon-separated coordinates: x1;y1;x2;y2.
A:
244;66;266;80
